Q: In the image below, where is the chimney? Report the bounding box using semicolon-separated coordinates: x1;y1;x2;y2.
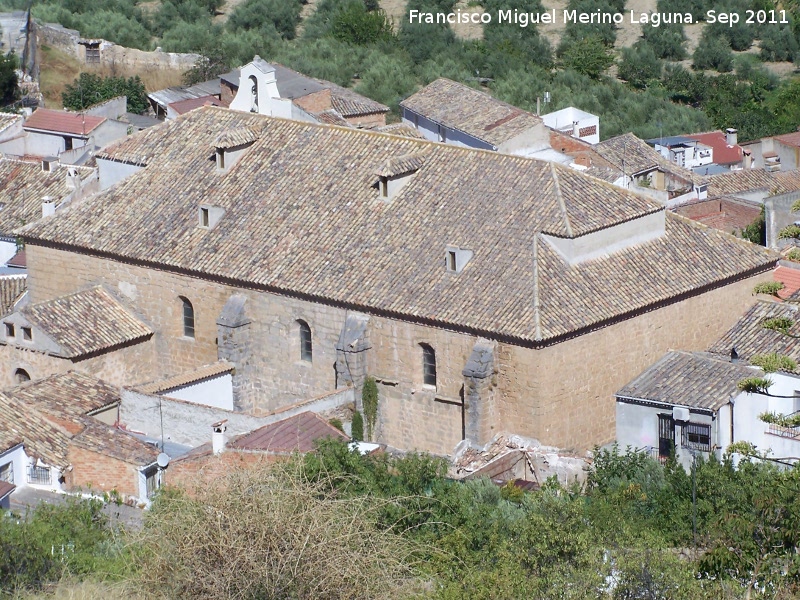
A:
726;128;738;146
572;121;580;138
41;196;56;218
743;149;752;169
212;420;227;455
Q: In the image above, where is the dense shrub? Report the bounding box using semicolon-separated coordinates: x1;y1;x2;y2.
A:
62;72;149;114
558;35;615;78
693;31;734;72
759;24;799;62
619;42;664;88
641;21;688;60
227;0;303;39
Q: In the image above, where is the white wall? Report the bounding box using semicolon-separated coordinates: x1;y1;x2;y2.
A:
0;443;26;488
97;158;144;190
401;109;495;151
733;373;800;460
0;240;18;265
162;373;234;411
24;131;65;156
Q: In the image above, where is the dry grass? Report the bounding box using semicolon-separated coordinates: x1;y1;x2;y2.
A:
136;463;422;600
14;579;149;600
38;45;82;109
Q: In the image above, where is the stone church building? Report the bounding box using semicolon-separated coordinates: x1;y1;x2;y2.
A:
8;107;776;455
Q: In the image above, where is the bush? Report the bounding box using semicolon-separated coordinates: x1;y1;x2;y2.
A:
0;52;18;106
227;0;303;39
641;22;687;60
78;10;152;50
693;31;734;72
332;1;393;45
759;24;799;62
558;35;615;79
351;409;364;441
138;466;417;599
618;43;663;88
62;73;149;114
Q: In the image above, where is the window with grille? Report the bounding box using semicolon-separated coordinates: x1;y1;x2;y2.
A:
27;465;51;485
683;422;711;452
298;320;312;362
0;462;13;484
421;343;436;388
145;467;159;499
180;297;195;338
657;414;674;464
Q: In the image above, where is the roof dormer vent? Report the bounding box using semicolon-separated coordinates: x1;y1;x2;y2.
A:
374;151;427;200
42;156;57;172
213;126;261;172
445;245;473;273
199;204;225;230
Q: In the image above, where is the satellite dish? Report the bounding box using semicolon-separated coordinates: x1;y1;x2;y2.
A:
157;453;170;468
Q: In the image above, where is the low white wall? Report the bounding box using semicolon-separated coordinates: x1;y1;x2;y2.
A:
163;373;234;411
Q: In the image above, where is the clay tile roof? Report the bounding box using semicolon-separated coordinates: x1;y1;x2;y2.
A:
373;123;426;139
0;480;14;500
24;109;105;136
9;371;121;420
708;300;800;367
0;158;94;236
374;151;427;178
0;275;26;316
6;249;25;268
169;94;221;115
594;133;701;185
314;109;350;127
319;80;389;117
775;131;800;148
707;169;800;198
616;350;760;411
72;420;159;465
400;78;542;148
0;392;71;468
136;361;236;395
775;264;800;300
214;126;261;149
684;131;742;165
229;411;349;453
21;286;152;358
25;107;779;344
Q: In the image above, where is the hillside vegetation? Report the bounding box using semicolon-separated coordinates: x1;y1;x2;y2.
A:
5;0;800;139
4;442;800;599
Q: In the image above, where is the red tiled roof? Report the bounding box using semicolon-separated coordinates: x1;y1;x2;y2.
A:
0;480;14;500
6;249;25;268
775;264;800;299
169;95;221;115
229;411;349;453
684;131;743;166
775;131;800;149
24;109;105;136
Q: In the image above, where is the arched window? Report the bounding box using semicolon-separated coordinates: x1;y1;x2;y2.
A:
421;344;436;387
14;368;30;384
180;297;195;338
298;320;312;362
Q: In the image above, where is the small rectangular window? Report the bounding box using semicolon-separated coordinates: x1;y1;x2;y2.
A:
682;422;711;452
0;462;12;484
216;149;225;170
4;322;13;338
27;464;51;485
380;177;388;198
200;207;210;228
447;251;457;272
22;327;31;341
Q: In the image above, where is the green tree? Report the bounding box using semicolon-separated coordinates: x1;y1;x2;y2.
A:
351;409;364;441
0;51;18;106
642;22;688;60
227;0;303;39
331;2;393;45
739;205;765;245
62;73;149;115
693;31;734;72
759;24;799;62
618;42;663;88
362;376;378;440
558;35;614;78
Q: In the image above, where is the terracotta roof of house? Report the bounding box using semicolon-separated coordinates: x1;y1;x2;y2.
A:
20;286;152;358
315;79;389;117
0;158;94;236
0;393;72;468
72;420;158;465
707;169;800;198
374;123;426;139
24;109;105;136
400;78;543;148
0;275;26;315
0;372;157;468
6;249;25;268
26;107;778;345
673;197;761;235
136;361;235;394
168;94;221;115
214;126;261;149
229;411;349;453
314;109;350;127
594;133;701;185
0;480;14;500
775;131;800;148
375;151;427;178
708;300;800;367
684;131;742;165
9;371;120;420
775;263;800;300
616;350;760;411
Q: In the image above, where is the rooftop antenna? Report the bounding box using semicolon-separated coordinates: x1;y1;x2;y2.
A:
536;91;550;117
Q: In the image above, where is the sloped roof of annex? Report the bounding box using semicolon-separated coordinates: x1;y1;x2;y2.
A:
22;106;778;345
